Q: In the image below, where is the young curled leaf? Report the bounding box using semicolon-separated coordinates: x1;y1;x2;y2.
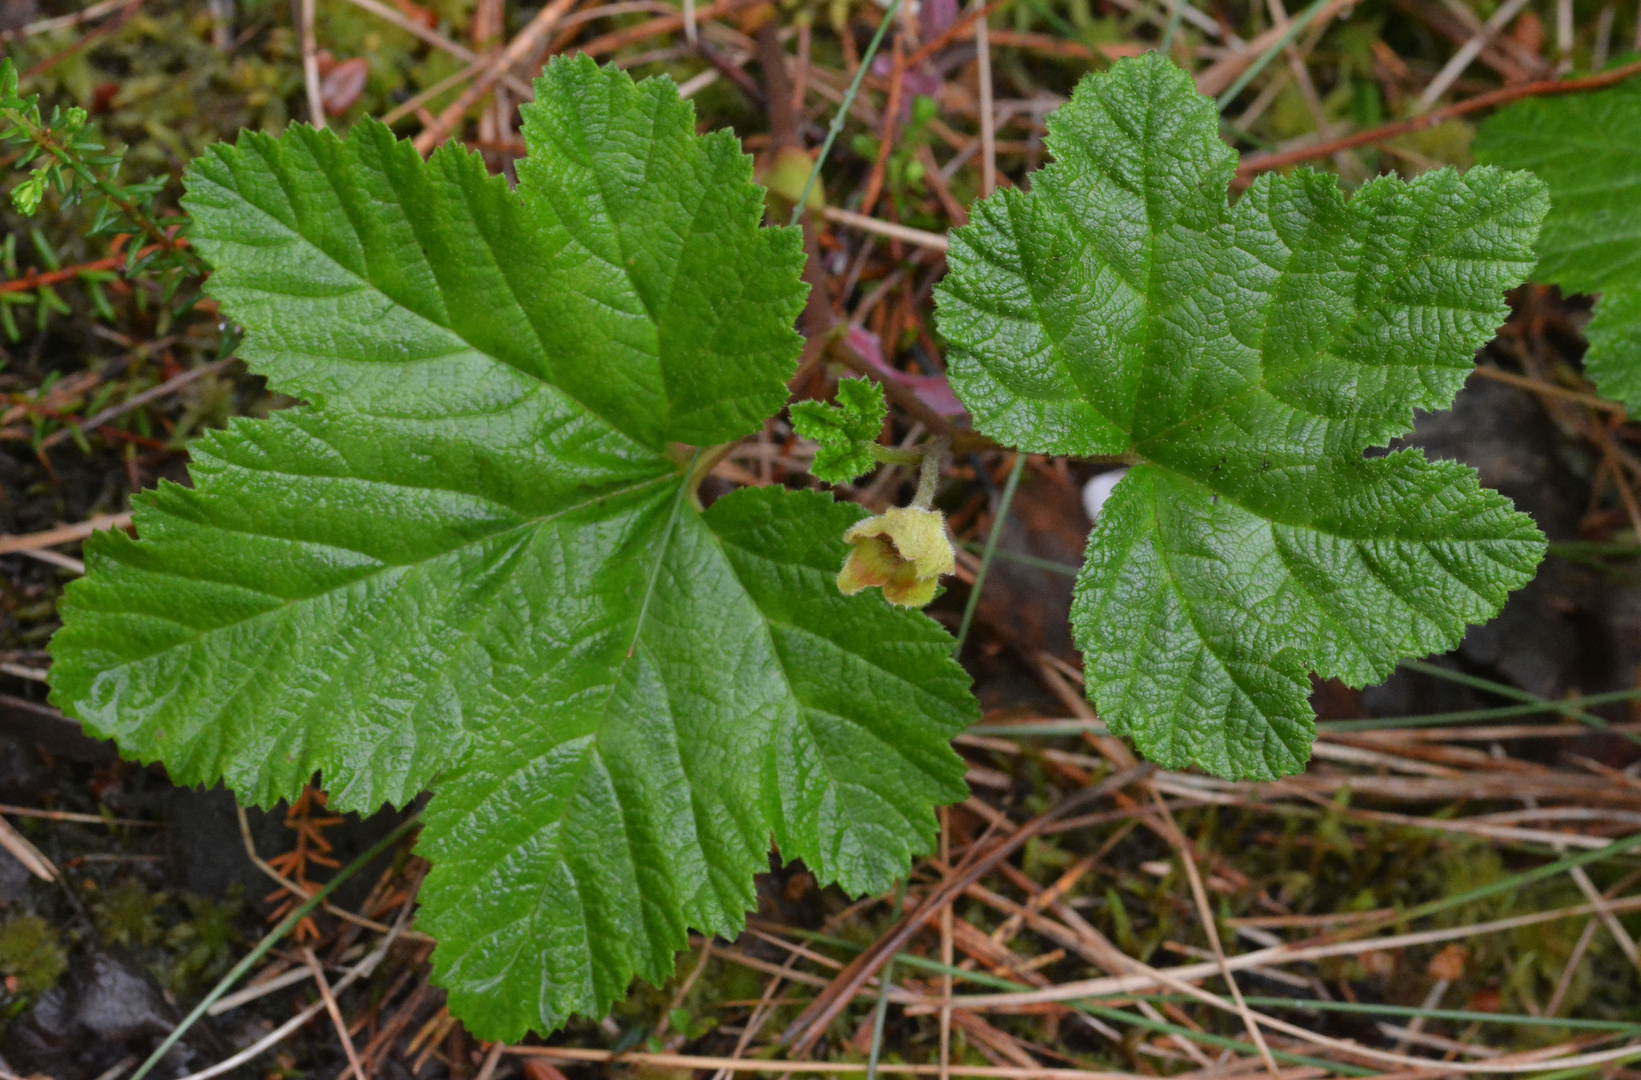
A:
790;376;887;484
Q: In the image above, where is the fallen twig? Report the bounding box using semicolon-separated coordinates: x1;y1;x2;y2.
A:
0;235;181;295
0;511;133;555
823;206;949;252
39;357;239;451
303;947;366;1080
1;0;131;41
172;910;413;1080
339;0;534;96
578;0;767;56
511;1047;1140;1077
413;0;582;153
943;892;1641;1011
782;764;1153;1053
0;815;55;881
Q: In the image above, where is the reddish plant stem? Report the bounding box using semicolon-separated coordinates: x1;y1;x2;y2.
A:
0;234;184;294
577;0;766;57
21;0;143;80
859;27;907;217
904;0;1010;67
1236;57;1641;181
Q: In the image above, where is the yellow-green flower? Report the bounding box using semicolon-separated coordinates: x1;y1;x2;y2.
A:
836;507;955;608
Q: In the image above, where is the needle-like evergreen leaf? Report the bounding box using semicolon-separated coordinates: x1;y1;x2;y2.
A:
47;56;975;1039
936;53;1547;780
1475;81;1641;411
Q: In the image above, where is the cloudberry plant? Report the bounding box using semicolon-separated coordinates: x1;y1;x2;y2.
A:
41;51;1547;1036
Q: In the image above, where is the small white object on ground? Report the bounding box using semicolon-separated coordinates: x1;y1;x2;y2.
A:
1081;468;1129;522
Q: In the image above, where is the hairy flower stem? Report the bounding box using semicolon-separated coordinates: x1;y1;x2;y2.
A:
869;445;925;467
912;436;948;510
867;438;948;509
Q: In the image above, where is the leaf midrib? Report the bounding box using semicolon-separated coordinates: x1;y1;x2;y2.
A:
109;471;679;660
1137;470;1301;777
484;478;726;1000
1122;177;1525;525
372;477;704;994
214;133;670;454
445;490;872;998
1133;190;1511;459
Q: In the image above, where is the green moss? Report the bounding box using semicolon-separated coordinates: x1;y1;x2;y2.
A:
88;878;244;998
160;891;243;997
0;914;67;997
93;878;165;950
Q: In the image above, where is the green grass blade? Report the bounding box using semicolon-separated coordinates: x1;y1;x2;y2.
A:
954;453;1027;656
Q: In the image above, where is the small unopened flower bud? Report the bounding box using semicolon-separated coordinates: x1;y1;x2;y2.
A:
10;173;44;215
836;506;955;608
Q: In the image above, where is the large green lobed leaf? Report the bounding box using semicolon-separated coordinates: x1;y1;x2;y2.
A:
48;56;976;1039
936;53;1547;780
1475;80;1641;411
